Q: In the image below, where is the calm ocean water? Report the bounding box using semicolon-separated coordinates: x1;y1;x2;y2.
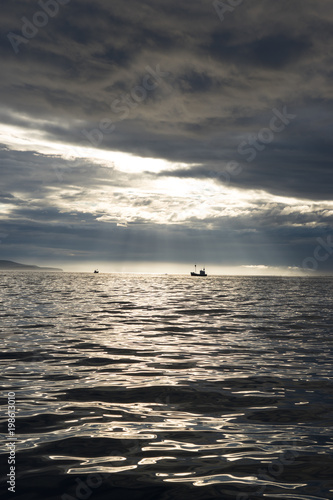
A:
1;273;333;500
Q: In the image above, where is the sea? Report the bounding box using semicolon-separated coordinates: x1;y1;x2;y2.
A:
1;273;333;500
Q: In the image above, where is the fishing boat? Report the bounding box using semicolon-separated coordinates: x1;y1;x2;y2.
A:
94;269;99;273
190;265;207;276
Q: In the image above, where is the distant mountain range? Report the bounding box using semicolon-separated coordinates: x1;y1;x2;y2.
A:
0;260;63;271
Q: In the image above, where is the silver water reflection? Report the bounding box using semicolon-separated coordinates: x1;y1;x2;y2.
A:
1;273;333;499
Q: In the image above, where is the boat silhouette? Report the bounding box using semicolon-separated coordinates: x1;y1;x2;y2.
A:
190;265;207;276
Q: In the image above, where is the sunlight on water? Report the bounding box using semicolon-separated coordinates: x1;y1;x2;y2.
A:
0;273;333;499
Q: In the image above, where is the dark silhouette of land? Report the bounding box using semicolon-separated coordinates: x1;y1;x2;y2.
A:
0;260;63;271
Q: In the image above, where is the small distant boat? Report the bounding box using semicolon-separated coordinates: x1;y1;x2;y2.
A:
94;269;99;273
190;265;207;277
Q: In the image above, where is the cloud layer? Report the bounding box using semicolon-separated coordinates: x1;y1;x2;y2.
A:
1;0;332;271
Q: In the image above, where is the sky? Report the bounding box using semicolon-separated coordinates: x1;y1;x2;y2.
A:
0;0;332;274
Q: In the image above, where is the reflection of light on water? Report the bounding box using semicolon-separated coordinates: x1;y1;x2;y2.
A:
51;455;127;464
162;473;306;489
163;473;258;484
68;465;138;474
138;456;177;466
1;273;333;497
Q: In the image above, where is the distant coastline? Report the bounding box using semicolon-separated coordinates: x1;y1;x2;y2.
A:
0;260;63;272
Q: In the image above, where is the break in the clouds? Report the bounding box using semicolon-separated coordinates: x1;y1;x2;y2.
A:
0;0;332;273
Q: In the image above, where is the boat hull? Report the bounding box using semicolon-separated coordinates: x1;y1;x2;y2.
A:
190;272;207;276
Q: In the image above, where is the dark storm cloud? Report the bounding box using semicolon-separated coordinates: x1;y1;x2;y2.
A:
1;202;332;271
208;31;312;69
1;0;333;269
0;192;15;202
0;146;139;195
154;141;333;201
1;0;330;200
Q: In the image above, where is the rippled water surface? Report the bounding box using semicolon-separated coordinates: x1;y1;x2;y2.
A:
1;273;333;500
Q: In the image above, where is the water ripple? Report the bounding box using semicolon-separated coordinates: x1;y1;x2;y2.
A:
0;273;333;499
